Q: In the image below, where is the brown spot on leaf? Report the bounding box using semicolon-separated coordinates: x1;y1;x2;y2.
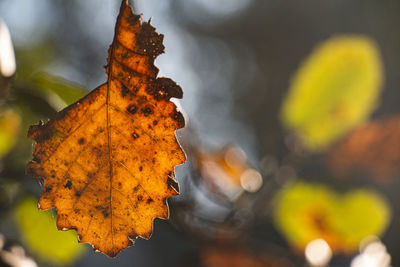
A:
132;132;139;139
28;124;54;143
127;105;138;114
64;180;72;190
147;78;183;100
102;209;109;218
125;13;140;27
141;107;152;116
121;83;131;97
172;110;185;128
137;22;164;56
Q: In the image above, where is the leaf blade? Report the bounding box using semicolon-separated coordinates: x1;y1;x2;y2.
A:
26;0;185;257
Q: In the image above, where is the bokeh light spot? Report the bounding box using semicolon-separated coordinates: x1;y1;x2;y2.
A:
240;168;263;192
0;19;16;77
305;238;333;267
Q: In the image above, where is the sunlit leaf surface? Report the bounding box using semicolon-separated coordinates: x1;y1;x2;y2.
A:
26;0;185;257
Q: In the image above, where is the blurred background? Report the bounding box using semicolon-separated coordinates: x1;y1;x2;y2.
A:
0;0;400;266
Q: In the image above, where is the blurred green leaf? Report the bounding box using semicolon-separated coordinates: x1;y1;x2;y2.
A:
31;72;87;109
14;43;55;76
12;43;86;111
280;35;383;151
273;181;390;253
14;197;86;265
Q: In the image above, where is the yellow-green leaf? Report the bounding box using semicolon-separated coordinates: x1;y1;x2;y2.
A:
14;197;86;265
280;35;383;151
273;181;390;253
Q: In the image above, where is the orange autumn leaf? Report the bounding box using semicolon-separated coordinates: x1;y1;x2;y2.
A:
26;0;185;257
327;115;400;181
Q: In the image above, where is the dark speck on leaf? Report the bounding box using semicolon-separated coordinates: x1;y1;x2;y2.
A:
127;105;138;114
64;180;72;190
141;107;152;116
102;210;109;218
132;132;139;139
121;84;131;97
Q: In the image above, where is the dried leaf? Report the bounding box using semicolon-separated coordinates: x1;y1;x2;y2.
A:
328;115;400;180
26;0;185;257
